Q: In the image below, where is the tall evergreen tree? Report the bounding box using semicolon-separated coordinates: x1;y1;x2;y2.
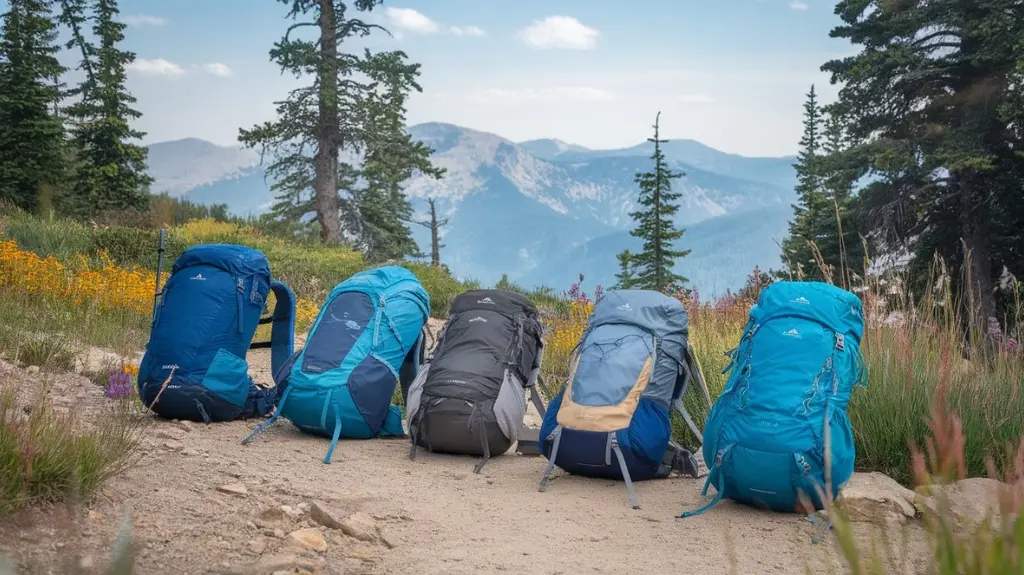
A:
618;112;691;292
780;85;826;280
0;0;67;213
355;50;444;262
62;0;152;217
240;0;440;247
612;249;637;289
822;0;1024;333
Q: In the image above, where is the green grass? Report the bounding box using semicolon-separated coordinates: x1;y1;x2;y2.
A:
0;210;565;319
0;377;147;517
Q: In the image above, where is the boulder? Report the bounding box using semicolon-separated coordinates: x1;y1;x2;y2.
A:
914;477;1010;532
835;472;917;524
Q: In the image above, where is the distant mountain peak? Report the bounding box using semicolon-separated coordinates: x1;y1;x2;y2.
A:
146;137;259;196
144;120;800;293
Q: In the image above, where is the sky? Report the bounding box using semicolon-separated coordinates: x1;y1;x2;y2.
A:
8;0;858;157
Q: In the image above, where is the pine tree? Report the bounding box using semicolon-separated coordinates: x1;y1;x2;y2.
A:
240;1;441;247
822;0;1024;332
62;0;152;218
355;50;444;262
0;0;67;213
618;112;690;292
612;249;637;289
780;85;825;280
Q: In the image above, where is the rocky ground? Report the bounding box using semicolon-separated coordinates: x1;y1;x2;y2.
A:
0;327;1011;574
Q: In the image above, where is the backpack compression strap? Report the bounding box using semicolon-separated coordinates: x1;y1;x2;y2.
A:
655;441;701;479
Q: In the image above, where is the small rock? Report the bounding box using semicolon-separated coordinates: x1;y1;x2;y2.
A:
309;501;342;530
175;420;195;432
163;440;184;451
259;506;286;522
296;502;310;512
836;472;917;524
217;483;249;497
273;529;285;539
285;528;328;553
78;555;94;569
381;532;398;549
248;538;267;555
26;365;40;374
222;553;326;575
340;511;380;543
157;428;186;441
280;505;304;520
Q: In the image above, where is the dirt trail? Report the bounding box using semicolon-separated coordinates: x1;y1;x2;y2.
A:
0;334;931;574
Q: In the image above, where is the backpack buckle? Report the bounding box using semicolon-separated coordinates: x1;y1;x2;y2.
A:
835;333;845;351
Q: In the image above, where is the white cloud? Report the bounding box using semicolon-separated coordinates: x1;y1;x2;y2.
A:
449;25;487;37
516;16;599;50
789;1;809;10
121;14;167;26
677;93;715;104
200;63;233;78
126;58;184;76
385;7;440;34
466;86;617;104
384;7;486;38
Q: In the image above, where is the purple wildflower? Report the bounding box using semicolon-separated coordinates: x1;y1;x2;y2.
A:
105;370;133;400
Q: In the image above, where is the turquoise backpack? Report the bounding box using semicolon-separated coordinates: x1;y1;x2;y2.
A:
681;281;866;517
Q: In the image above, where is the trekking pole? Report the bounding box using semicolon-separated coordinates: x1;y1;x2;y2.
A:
152;228;167;321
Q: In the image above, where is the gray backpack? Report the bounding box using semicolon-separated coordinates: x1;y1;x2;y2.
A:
405;289;546;473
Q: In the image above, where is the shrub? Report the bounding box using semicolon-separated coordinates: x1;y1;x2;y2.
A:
0;378;146;516
12;333;78;372
828;389;1023;574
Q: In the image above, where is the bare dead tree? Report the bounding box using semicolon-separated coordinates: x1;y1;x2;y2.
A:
414;197;448;266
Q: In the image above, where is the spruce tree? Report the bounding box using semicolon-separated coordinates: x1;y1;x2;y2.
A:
822;0;1024;331
0;0;67;213
618;112;691;292
780;85;825;280
63;0;152;217
355;50;444;262
240;1;442;247
612;249;637;289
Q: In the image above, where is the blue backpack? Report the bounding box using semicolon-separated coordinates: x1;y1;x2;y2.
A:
681;281;866;518
137;244;296;423
242;265;430;464
538;290;711;509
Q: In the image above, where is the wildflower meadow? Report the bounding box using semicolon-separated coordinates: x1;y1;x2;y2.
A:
0;211;1021;572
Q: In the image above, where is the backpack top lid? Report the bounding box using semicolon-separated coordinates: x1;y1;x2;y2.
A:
587;289;689;344
750;281;864;344
171;243;271;280
330;265;429;307
449;289;539;319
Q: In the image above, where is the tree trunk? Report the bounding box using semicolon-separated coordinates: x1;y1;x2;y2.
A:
958;175;996;339
314;0;341;244
429;199;440;266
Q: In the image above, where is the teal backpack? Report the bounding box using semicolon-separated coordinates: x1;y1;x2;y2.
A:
681;281;866;517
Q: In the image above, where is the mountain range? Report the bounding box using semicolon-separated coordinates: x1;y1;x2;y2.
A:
144;122;800;295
